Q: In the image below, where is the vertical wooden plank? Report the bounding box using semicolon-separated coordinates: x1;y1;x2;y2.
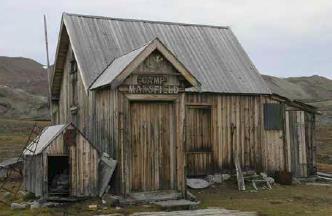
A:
285;111;292;172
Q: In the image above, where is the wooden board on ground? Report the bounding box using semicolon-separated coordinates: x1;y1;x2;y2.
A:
129;190;182;202
131;208;257;216
152;199;199;211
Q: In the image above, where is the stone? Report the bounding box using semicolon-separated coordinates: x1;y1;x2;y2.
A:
214;174;223;183
102;194;120;206
221;174;231;181
187;178;210;189
11;203;29;209
206;175;215;183
88;204;98;210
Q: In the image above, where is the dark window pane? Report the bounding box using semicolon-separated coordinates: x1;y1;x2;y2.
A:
264;103;284;130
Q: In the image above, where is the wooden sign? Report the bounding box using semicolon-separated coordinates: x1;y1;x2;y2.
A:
137;75;167;85
128;74;179;94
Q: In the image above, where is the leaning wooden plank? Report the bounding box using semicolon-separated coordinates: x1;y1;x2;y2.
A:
98;153;117;197
234;155;245;191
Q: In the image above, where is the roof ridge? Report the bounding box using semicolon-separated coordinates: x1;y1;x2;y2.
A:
63;12;230;30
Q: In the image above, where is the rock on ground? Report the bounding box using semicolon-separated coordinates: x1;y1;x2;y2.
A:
187;178;210;189
222;174;231;181
11;203;29;209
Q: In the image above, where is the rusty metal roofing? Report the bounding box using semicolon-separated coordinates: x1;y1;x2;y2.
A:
62;13;271;94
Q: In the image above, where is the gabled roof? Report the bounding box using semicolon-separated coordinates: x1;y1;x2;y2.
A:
24;124;66;155
90;43;148;90
24;123;100;156
90;38;201;90
54;13;271;94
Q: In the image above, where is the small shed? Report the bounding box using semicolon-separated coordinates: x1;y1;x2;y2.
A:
23;123;100;197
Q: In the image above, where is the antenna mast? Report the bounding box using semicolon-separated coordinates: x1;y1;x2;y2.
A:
43;15;50;68
43;15;52;112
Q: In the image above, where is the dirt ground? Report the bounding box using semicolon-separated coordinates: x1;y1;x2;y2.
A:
1;180;332;216
1;119;332;215
193;182;332;216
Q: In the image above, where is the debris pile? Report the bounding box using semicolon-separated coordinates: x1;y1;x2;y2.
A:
49;172;69;194
186;171;275;192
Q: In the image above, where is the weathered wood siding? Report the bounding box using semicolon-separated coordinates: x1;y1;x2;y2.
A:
46;130;98;197
285;110;316;177
69;133;98;196
92;51;187;195
55;44;92;136
23;155;44;197
185;94;285;173
24;128;98;197
186;106;213;176
93;88;120;192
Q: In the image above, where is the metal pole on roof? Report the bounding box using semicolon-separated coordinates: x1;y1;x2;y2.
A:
44;14;50;68
43;14;52;111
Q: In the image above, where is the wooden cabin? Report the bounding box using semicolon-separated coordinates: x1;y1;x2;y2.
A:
26;13;317;197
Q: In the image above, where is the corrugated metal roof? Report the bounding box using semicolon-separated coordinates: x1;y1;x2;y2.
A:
62;13;271;94
24;124;66;155
91;41;149;89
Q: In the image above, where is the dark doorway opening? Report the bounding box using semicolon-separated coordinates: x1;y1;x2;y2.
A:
48;156;69;196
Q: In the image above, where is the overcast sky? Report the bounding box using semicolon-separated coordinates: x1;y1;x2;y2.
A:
0;0;331;78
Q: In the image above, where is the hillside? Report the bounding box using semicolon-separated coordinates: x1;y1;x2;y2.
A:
0;85;49;119
0;57;49;120
0;56;48;96
286;76;332;102
262;75;332;126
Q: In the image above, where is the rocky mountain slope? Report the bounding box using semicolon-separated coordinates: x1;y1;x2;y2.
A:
0;56;49;96
0;85;49;119
262;75;332;126
0;56;49;119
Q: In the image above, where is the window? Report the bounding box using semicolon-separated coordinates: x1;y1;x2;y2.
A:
264;103;284;130
70;52;77;74
70;52;78;119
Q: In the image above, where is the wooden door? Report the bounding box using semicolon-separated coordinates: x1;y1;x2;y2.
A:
130;101;175;192
185;106;213;176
